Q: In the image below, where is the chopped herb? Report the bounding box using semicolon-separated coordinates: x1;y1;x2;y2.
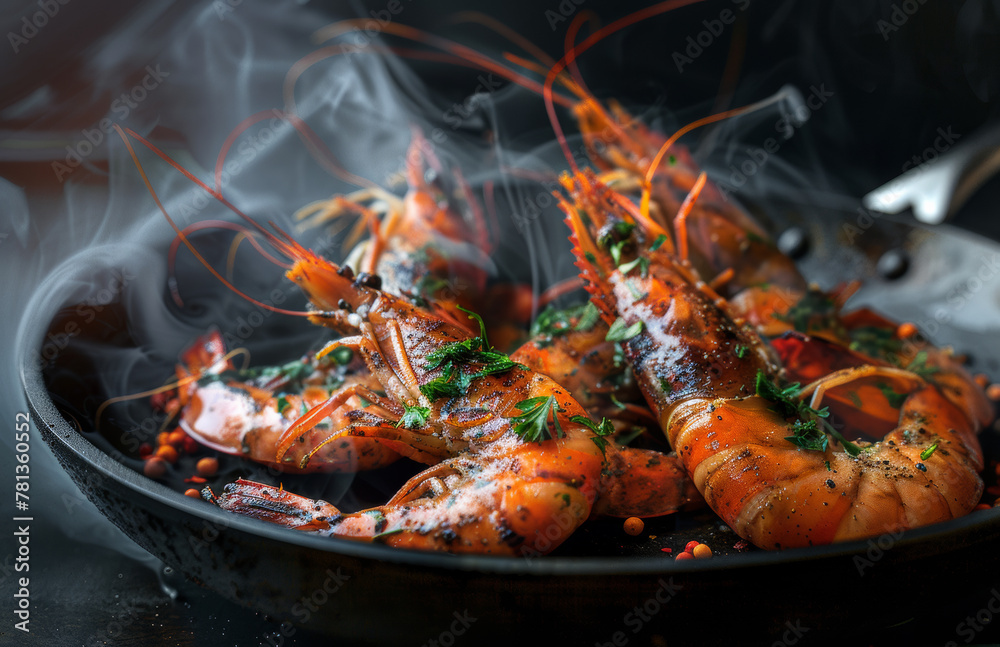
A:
824;460;831;471
419;366;475;401
330;347;354;366
606;318;644;343
659;378;675;393
570;414;615;456
511;396;564;443
875;382;907;409
784;419;828;452
650;234;668;252
276;395;290;415
735;345;747;359
612;343;625;368
608;393;627;410
848;326;902;360
372;528;404;541
531;302;599;341
358;397;371;409
776;289;840;334
624;280;646;301
419;306;522;400
906;351;939;378
618;256;650;277
396;404;430;429
920;443;938;460
755;370;861;457
574;302;601;332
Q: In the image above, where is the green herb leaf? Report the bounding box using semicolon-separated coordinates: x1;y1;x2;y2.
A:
735;345;747;359
276;395;290;415
396;404;431;429
784;419;828;452
756;370;859;456
920;443;938;461
574;302;601;332
570;414;615;457
617;256;650;277
511;396;564;443
906;351;939;378
875;382;907;409
606;318;644;343
776;289;840;335
650;234;668;252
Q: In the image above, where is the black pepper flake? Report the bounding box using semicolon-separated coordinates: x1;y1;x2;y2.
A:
916;463;927;472
825;479;835;489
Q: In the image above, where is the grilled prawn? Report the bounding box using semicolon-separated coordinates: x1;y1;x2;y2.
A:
563;169;987;549
206;238;695;554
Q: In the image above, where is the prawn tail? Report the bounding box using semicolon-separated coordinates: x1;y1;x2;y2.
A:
207;479;340;532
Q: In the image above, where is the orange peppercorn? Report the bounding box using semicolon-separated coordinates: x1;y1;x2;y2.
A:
155;445;179;463
692;543;713;559
675;551;694;561
196;457;219;477
895;322;917;339
143;457;167;479
184;488;202;499
167;429;187;446
623;517;644;536
986;384;1000;402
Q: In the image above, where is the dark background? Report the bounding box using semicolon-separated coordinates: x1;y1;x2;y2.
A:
1;1;999;645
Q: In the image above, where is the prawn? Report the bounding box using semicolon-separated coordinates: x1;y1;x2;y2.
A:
205;244;600;554
563;168;987;549
163;331;401;473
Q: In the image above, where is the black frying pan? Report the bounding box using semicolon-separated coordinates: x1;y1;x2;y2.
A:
23;195;1000;646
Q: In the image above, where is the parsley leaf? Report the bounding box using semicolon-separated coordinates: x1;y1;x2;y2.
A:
570;414;615;456
419;307;522;400
396;404;430;429
784;419;828;452
906;351;939;378
606;318;644;343
618;256;650;277
920;443;938;460
755;370;860;457
777;289;841;335
511;396;564;443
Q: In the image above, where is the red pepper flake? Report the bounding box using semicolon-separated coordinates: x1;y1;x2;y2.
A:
733;540;749;552
660;547;673;553
184;476;208;483
684;540;700;553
